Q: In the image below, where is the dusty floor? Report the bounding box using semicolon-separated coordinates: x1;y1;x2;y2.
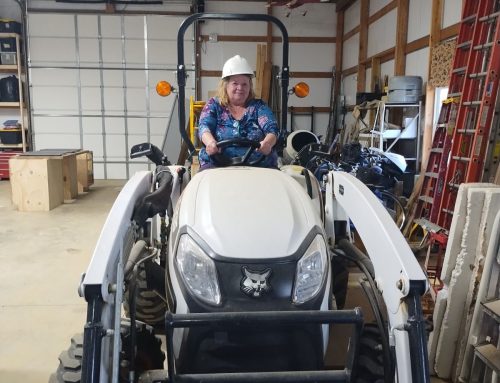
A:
0;178;448;383
0;179;125;383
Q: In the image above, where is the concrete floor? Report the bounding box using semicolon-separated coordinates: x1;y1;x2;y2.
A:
0;177;448;383
0;179;125;383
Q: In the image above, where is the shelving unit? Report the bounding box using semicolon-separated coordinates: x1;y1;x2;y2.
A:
370;101;422;173
0;32;29;179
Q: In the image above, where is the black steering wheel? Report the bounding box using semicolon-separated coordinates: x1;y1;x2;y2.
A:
210;138;266;167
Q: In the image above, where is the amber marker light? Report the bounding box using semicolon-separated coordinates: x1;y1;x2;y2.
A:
293;82;310;98
156;81;172;97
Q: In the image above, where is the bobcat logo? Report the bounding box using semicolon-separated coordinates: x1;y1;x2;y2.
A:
240;267;272;298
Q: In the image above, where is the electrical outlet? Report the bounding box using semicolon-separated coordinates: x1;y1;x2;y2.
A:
208;33;218;43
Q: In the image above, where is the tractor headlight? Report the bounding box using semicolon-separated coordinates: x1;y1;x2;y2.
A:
292;235;328;304
176;234;221;305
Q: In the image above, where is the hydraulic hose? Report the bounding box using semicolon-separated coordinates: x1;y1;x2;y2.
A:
126;245;156;382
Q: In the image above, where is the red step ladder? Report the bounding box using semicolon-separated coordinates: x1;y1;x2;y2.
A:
436;0;500;230
414;98;457;223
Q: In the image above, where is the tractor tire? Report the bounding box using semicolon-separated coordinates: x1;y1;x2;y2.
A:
49;334;83;383
123;263;167;327
120;319;165;380
331;256;349;310
354;323;385;383
49;321;164;383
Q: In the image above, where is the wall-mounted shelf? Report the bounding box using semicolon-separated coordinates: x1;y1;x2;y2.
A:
0;32;29;165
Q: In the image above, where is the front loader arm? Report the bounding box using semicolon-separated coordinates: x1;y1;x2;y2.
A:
325;171;430;383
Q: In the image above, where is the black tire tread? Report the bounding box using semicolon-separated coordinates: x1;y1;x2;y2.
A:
123;265;167;326
50;322;164;383
49;334;83;383
354;323;385;382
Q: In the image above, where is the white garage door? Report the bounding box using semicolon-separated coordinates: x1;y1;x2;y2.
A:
27;12;195;179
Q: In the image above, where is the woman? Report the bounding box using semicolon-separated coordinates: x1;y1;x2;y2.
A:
198;55;279;169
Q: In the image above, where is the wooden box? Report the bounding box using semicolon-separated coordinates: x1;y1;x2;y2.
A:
76;150;94;193
61;153;78;200
9;156;64;211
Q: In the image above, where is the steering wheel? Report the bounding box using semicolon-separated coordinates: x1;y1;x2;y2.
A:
210;138;266;167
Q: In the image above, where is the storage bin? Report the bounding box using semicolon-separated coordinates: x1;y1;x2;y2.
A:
0;20;22;34
0;37;16;52
0;129;22;144
0;52;16;65
388;76;422;103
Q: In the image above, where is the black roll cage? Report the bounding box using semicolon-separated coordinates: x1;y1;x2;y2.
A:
175;13;290;157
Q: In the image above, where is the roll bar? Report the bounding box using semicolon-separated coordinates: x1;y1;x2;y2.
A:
176;13;290;157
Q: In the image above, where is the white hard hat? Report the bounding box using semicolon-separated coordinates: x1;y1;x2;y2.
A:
222;55;254;79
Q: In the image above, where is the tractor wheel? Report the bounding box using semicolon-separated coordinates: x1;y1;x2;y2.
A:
123;263;167;327
49;334;83;383
49;321;164;383
331;256;349;310
120;319;165;380
354;323;385;383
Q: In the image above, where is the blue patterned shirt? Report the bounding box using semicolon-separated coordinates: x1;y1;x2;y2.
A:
197;97;279;168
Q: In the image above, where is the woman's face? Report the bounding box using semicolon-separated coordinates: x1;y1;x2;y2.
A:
226;75;251;106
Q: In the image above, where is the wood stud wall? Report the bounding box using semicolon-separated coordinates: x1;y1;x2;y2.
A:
336;0;460;100
195;0;460;110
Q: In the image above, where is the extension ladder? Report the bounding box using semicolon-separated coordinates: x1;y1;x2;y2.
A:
409;0;500;300
436;0;500;230
415;0;500;231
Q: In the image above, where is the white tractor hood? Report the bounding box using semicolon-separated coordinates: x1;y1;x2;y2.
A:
175;167;323;260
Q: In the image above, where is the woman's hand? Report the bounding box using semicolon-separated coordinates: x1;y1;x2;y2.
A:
258;133;277;155
258;140;273;155
206;140;220;155
202;131;220;155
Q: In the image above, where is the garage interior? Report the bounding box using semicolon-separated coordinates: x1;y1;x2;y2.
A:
0;0;499;382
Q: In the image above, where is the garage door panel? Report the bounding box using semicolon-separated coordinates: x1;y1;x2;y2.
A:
33;116;80;135
124;16;145;38
78;38;100;64
103;87;125;112
147;15;192;39
77;15;98;38
29;13;75;37
29;12;188;178
124;39;146;66
82;134;104;158
100;15;122;38
35;133;81;150
32;87;79;112
101;39;123;64
126;88;147;113
30;68;78;87
82;117;103;134
30;37;76;65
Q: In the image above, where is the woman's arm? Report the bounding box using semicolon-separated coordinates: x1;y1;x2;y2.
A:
256;100;279;154
201;131;219;155
198;98;220;155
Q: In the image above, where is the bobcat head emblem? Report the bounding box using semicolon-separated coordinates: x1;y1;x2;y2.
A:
240;267;272;298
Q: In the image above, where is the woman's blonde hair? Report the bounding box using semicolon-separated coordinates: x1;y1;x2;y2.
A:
216;75;255;107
